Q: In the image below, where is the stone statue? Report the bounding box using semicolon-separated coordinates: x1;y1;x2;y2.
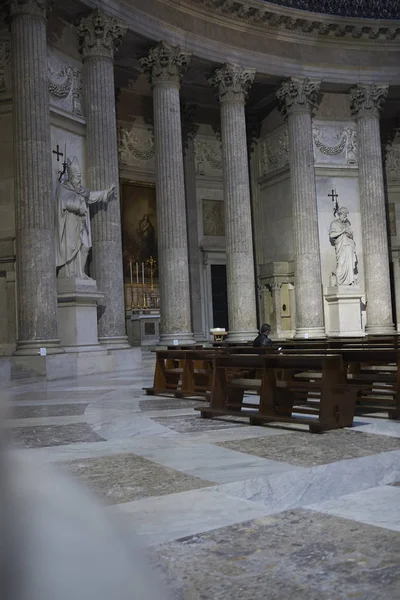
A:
55;157;116;279
329;206;358;286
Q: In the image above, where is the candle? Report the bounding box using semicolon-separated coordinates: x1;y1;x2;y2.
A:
129;260;133;286
142;262;145;285
136;262;139;284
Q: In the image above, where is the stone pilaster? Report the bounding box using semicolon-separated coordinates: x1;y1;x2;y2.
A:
78;10;128;346
10;0;62;354
141;42;195;345
208;63;258;343
181;105;206;341
271;283;283;338
277;78;325;338
349;84;395;334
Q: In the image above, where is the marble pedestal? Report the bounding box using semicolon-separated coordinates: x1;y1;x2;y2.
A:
324;286;364;337
57;277;104;350
126;312;160;347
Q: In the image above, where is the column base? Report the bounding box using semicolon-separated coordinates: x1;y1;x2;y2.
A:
158;332;196;347
13;339;64;356
294;326;326;340
226;329;258;344
98;336;131;350
365;324;396;335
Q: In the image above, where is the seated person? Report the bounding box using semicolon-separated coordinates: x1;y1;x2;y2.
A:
253;323;273;347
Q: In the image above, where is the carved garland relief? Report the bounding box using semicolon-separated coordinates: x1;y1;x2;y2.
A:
48;59;84;117
118;126;155;166
312;125;358;165
259;126;289;176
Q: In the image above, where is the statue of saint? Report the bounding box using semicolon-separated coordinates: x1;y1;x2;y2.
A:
55;157;115;279
329;206;358;286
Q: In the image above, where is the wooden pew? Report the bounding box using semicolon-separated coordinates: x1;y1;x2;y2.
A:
278;347;400;419
144;349;215;398
196;353;357;433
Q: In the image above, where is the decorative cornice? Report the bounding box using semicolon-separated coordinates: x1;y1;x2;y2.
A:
10;0;52;19
140;41;191;88
265;1;400;20
276;77;320;118
78;9;127;61
208;63;255;105
183;0;400;42
349;84;388;119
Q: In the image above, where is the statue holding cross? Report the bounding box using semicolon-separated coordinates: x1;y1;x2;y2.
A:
329;202;358;287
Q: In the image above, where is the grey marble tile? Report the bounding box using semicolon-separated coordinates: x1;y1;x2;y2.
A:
153;414;247;433
139;398;208;412
217;430;400;467
307;485;400;532
9;423;105;448
7;403;88;419
150;509;400;600
62;453;214;504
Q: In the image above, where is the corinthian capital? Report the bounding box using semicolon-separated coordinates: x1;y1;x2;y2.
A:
276;78;321;118
208;63;255;105
349;84;388;119
10;0;52;19
78;9;127;61
140;41;191;88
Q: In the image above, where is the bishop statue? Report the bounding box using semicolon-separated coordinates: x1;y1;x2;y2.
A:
55;157;115;279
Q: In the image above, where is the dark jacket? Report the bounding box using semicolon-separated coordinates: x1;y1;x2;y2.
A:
253;332;273;347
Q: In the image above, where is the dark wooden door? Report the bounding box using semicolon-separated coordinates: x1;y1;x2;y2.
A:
211;264;229;331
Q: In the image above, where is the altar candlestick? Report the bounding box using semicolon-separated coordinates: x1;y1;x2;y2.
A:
136;262;139;284
142;262;145;285
129;260;133;286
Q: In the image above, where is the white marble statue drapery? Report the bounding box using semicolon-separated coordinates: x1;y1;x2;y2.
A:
329;206;358;286
55;157;115;279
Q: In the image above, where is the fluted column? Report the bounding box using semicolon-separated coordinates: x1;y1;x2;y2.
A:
78;10;128;346
209;64;258;342
277;78;325;338
11;0;61;355
349;84;394;334
182;105;206;341
141;42;194;345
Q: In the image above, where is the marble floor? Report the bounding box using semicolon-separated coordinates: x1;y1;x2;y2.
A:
2;352;400;599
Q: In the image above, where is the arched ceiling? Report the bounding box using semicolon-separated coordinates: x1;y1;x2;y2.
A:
264;1;400;19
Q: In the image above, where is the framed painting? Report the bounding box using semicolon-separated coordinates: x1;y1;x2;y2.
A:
120;180;158;278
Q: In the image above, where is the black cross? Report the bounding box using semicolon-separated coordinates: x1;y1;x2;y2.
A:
52;144;64;162
328;189;339;216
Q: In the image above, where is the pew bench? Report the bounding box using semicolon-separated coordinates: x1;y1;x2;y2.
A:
196;353;357;433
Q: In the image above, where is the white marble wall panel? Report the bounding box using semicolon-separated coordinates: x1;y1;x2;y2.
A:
258;176;293;264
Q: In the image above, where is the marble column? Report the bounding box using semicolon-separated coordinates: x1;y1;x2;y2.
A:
182;105;206;341
78;10;128;346
141;42;194;345
209;63;258;343
10;0;61;355
277;78;325;339
349;84;395;334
